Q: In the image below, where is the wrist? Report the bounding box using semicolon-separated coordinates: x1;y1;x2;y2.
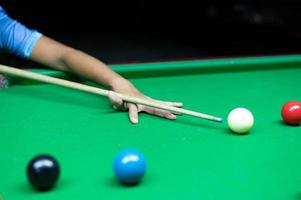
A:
109;77;131;90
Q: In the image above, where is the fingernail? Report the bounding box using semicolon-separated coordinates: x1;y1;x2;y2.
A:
168;114;176;120
132;117;138;124
108;91;114;99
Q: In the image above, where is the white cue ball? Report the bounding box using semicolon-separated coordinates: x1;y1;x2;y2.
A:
227;108;254;134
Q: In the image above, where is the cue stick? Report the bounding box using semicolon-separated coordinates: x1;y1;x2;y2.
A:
0;64;223;122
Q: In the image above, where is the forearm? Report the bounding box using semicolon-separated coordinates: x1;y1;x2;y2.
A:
60;49;124;88
30;36;125;88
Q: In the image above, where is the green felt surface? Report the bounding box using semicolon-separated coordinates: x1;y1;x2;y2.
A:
1;55;301;200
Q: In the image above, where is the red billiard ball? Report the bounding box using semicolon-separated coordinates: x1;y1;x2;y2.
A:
281;101;301;126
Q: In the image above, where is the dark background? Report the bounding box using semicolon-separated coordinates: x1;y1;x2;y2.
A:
2;0;301;65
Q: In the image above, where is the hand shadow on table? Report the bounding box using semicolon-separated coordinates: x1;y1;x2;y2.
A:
5;85;227;128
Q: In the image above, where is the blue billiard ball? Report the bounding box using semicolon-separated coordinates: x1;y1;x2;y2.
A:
113;149;146;185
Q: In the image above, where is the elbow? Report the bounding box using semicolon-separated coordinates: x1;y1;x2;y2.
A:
57;48;81;71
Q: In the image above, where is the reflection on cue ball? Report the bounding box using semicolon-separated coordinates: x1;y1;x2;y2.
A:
227;108;254;134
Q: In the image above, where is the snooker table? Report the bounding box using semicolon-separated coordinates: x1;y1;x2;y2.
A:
0;55;301;200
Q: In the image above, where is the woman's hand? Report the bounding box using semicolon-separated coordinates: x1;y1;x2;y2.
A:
108;78;183;124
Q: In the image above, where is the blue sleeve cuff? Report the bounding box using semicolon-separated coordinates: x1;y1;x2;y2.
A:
23;31;42;58
0;6;43;59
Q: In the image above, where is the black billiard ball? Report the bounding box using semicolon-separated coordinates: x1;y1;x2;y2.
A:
26;154;60;191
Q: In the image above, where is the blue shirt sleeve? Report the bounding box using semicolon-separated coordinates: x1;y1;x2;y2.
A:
0;6;42;58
